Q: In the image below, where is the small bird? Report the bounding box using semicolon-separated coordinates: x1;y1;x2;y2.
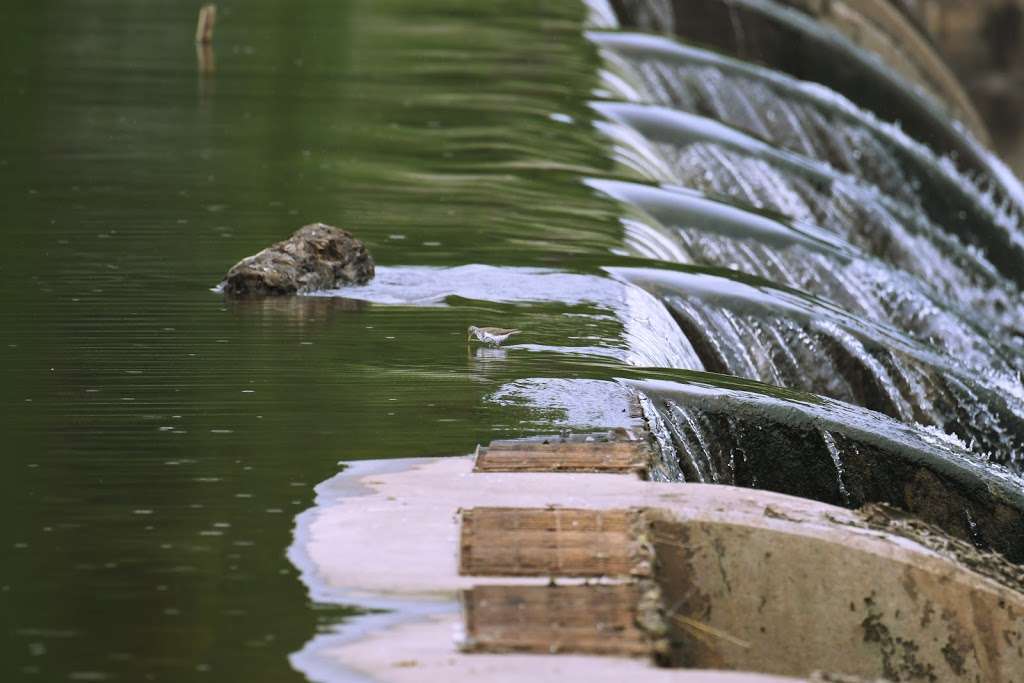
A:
467;325;521;346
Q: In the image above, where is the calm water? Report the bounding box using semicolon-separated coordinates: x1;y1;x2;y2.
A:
0;1;629;680
6;1;1024;681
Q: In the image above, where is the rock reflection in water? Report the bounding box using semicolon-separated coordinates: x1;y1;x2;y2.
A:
224;294;367;326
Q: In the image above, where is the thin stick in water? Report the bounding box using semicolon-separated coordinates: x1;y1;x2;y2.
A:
195;4;217;45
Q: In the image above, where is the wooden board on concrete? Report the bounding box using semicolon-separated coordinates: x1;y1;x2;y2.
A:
460;507;646;578
461;583;654;657
302;455;1024;681
474;440;649;474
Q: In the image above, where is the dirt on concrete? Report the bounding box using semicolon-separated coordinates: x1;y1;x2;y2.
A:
854;503;1024;595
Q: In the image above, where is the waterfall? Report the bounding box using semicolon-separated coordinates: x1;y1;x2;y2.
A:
570;0;1024;554
606;265;1024;465
623;375;1024;562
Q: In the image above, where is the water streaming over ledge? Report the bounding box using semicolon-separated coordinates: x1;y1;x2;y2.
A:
293;0;1024;674
576;1;1024;532
5;0;1024;680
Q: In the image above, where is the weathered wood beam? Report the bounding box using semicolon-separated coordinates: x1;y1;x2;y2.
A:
459;507;649;578
461;583;659;657
474;440;650;475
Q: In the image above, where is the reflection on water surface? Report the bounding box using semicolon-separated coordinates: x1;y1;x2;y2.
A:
5;0;1024;681
0;1;623;681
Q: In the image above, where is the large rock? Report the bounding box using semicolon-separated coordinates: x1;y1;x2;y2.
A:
220;223;374;296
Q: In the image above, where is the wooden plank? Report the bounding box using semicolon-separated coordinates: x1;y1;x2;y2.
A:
460;507;645;578
474;440;649;474
461;584;653;656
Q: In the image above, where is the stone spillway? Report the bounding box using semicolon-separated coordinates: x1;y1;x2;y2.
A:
290;430;1024;681
285;1;1024;680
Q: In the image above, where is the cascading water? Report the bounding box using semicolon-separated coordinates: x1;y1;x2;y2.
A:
592;99;1024;306
590;178;1024;373
561;0;1024;557
289;0;1024;571
20;2;1024;679
608;265;1024;466
621;374;1024;561
605;0;1024;204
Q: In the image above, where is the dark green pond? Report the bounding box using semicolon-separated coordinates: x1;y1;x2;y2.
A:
0;1;630;680
8;0;1024;680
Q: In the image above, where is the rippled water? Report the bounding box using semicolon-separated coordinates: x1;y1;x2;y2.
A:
0;1;627;680
5;0;1024;680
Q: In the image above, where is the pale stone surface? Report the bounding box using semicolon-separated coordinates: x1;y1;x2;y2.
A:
291;456;1024;682
299;456;883;596
330;612;799;683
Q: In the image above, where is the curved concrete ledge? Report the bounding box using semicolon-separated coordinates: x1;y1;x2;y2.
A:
774;0;988;141
608;0;1001;187
288;457;801;682
290;453;1024;682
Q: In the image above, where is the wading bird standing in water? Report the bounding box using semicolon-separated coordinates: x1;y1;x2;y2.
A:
467;325;521;346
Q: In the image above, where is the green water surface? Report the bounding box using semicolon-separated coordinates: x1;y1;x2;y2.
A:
0;1;628;680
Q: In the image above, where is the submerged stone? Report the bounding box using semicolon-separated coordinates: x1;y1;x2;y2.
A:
220;223;374;296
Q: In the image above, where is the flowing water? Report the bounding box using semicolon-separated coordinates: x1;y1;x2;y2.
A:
3;0;1024;681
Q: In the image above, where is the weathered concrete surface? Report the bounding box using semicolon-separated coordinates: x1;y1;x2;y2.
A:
646;508;1024;679
775;0;988;141
295;455;1024;681
895;0;1023;76
892;0;1024;172
220;223;374;296
328;612;798;683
